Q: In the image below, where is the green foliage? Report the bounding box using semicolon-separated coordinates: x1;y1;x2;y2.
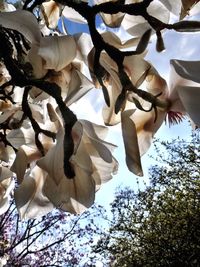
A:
94;131;200;267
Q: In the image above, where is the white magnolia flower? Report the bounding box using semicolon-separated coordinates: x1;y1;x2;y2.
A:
94;52;151;125
121;67;168;176
0;10;94;104
122;60;200;175
37;119;118;214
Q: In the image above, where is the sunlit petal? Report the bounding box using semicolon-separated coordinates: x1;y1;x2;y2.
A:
101;31;139;49
170;59;200;84
14;166;54;219
43;165;95;214
41;0;60;29
177;86;200;127
38;35;77;71
0;10;41;43
169;60;200;119
121;109;143;176
132;108;165;156
62;6;87;24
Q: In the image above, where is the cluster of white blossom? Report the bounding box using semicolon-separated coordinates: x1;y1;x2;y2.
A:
0;0;199;219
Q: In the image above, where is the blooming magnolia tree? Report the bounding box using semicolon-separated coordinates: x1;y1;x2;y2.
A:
0;0;200;219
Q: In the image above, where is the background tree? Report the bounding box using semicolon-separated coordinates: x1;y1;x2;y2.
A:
94;131;200;267
0;202;105;266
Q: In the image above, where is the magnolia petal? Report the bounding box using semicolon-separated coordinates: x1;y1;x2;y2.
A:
41;0;60;29
29;87;48;101
91;155;118;191
80;120;117;153
94;0;124;27
145;67;168;97
0;142;12;162
169;60;200;112
177;86;200;127
37;126;91;184
0;166;13;181
27;44;48;78
71;136;93;172
101;31;139;49
99;54;122;125
58;165;95;214
44;165;95;214
170;59;200;84
46;66;71;100
11;147;28;184
0;196;11;215
37;130;64;185
188;1;200;17
38;35;77;71
14;166;54;219
121;110;143;176
65;69;93;106
2;178;15;198
84;136;113;166
124;55;151;87
131;108;165;156
122;1;169;36
147;1;170;24
46;103;62;130
80;119;109;141
30;104;44;123
0;10;41;43
0;1;16;12
158;0;182;15
7;129;25;149
0;176;15;215
74;33;93;65
100;12;124;28
102;84;122;126
62;6;87;24
0;109;17;124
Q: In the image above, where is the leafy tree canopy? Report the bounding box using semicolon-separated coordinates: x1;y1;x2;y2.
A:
94;131;200;267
